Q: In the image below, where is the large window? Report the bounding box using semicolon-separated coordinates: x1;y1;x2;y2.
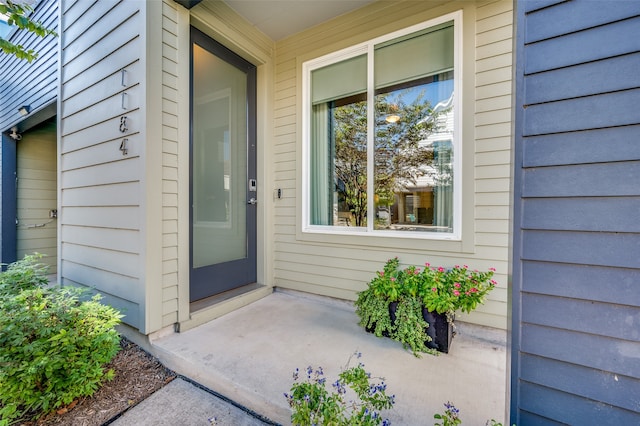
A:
303;12;461;239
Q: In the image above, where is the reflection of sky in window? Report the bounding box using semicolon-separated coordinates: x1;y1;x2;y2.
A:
0;17;12;39
384;79;453;107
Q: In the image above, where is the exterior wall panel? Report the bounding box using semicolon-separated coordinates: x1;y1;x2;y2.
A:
524;53;640;105
0;0;58;268
523;197;640;232
272;0;513;330
160;0;180;327
521;261;639;306
524;16;640;75
523;89;640;135
522;230;640;269
524;124;640;167
520;354;640;413
519;381;640;425
525;4;640;43
59;0;144;329
0;0;58;132
520;324;639;379
511;1;640;423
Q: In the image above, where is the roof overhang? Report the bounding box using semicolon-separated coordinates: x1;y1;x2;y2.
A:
174;0;203;9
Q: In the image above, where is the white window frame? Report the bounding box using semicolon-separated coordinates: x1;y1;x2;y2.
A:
301;10;463;240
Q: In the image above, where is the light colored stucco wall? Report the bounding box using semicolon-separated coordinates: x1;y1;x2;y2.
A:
271;0;513;329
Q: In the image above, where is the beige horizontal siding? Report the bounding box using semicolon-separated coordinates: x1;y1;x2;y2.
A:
16;122;57;274
160;0;180;328
471;0;512;328
271;0;513;330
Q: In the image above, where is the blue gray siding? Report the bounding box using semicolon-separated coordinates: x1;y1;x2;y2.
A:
0;0;58;132
511;1;640;424
0;0;58;266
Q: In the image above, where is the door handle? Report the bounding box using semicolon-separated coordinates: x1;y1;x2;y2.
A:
248;198;258;205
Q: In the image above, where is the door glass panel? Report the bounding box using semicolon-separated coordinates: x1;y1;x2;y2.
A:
193;43;247;268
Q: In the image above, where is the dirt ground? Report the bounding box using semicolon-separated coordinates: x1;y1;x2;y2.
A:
20;339;176;426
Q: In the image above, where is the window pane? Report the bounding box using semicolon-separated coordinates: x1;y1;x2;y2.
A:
310;54;368;228
192;44;248;266
373;71;454;232
306;19;457;235
312;55;367;104
375;22;453;88
311;96;367;227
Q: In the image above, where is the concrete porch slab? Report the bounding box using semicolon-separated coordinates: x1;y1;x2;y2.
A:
149;290;507;425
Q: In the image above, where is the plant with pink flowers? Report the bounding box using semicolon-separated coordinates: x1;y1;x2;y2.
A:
356;258;498;356
368;257;402;302
419;264;497;314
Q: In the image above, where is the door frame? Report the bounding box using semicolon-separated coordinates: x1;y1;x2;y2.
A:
188;26;258;302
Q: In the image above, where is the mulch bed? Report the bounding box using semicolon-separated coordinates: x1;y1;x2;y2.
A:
19;338;176;426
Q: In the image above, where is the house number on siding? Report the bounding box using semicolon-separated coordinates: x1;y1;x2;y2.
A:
119;116;128;132
119;138;129;155
119;68;130;155
119;116;128;155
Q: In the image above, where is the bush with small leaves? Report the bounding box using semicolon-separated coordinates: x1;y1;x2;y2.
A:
0;255;122;425
392;296;434;357
0;253;49;296
434;402;461;426
433;402;512;426
285;352;395;426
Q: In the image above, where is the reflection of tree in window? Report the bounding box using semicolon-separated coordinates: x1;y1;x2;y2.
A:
309;21;456;232
328;75;451;229
331;96;367;226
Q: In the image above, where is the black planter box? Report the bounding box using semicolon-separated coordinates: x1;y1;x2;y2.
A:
364;302;455;354
422;308;454;354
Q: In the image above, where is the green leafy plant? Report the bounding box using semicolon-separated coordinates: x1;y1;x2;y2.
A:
421;264;497;314
391;295;434;357
284;352;395;426
355;258;497;356
0;253;49;295
0;0;58;62
355;258;401;338
0;255;122;425
365;259;497;316
356;258;434;356
434;402;461;426
368;257;402;302
355;285;394;338
432;402;512;426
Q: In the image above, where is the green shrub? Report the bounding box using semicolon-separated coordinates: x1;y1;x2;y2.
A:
0;253;49;296
0;256;122;425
